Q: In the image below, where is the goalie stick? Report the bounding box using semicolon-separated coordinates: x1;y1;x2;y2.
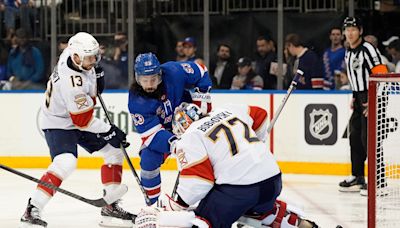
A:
171;70;303;199
0;164;127;207
97;93;152;206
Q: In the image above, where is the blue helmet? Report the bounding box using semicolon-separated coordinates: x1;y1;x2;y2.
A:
134;52;161;76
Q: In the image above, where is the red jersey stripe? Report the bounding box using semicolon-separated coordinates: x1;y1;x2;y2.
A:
181;156;215;182
70;108;94;128
249;106;268;131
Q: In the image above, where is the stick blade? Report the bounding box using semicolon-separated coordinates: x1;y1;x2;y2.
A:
103;184;128;205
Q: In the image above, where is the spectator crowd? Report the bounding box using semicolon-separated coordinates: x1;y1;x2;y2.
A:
0;3;399;91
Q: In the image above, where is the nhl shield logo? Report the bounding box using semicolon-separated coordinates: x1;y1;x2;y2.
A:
305;104;337;145
309;109;333;141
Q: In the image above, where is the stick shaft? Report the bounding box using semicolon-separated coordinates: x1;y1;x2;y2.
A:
97;93;152;206
0;164;108;207
267;70;302;133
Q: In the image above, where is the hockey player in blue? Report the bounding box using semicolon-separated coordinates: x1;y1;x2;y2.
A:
128;53;212;204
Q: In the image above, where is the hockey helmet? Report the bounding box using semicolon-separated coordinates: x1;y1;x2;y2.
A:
343;17;362;30
134;52;162;87
172;102;203;136
68;32;100;71
134;53;161;76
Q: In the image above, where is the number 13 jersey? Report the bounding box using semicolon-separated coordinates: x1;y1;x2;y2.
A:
40;49;109;134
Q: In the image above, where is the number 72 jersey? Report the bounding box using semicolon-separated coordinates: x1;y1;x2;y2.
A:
174;104;281;205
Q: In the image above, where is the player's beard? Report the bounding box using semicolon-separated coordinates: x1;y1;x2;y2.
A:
130;81;165;100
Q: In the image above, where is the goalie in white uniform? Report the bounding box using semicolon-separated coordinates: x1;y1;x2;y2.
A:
19;32;135;228
136;103;319;228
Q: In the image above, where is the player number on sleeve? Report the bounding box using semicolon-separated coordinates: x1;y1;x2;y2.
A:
207;117;260;156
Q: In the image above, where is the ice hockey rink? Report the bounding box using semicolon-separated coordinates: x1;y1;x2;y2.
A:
0;169;366;228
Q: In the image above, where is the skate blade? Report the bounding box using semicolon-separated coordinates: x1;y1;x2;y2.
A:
99;215;133;228
19;222;46;228
338;185;362;192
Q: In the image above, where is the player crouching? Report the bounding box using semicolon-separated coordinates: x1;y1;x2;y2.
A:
135;103;319;228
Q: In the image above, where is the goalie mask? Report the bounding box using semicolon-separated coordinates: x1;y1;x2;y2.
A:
68;32;101;71
172;103;203;137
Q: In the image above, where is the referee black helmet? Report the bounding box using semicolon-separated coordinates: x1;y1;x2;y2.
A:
343;17;363;30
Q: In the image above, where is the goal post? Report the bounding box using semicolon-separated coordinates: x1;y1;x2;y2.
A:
368;74;400;228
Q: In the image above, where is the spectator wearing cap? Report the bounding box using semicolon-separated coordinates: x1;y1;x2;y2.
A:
382;36;399;47
285;33;323;90
231;57;264;90
6;28;44;89
364;35;395;72
182;36;204;65
209;43;236;89
254;35;277;89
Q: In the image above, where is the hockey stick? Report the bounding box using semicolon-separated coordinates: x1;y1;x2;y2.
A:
266;69;303;133
0;164;127;207
97;93;152;206
171;171;180;199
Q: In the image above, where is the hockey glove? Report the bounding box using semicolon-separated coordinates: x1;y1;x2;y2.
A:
191;87;212;115
99;124;130;148
168;135;179;154
95;65;105;94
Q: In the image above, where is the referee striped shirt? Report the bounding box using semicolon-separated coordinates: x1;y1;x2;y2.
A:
345;41;387;92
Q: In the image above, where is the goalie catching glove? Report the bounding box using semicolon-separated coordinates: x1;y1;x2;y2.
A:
190;87;212;115
99;124;130;148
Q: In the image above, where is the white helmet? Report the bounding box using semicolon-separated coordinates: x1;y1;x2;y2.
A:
172;102;203;137
68;32;100;71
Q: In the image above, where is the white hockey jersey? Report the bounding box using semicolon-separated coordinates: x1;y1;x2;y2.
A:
175;104;281;205
40;49;110;133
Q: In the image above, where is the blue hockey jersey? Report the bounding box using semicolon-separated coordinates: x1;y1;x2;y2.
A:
128;61;211;204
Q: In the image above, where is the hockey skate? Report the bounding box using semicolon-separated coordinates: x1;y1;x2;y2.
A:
339;176;365;192
99;200;136;228
19;198;47;228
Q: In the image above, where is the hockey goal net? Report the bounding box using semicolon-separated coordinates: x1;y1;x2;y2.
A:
368;74;400;228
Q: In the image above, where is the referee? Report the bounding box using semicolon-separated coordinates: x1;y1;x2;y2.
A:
338;17;388;195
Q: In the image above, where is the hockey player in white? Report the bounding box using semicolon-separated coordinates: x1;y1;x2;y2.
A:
135;103;319;228
20;32;135;228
